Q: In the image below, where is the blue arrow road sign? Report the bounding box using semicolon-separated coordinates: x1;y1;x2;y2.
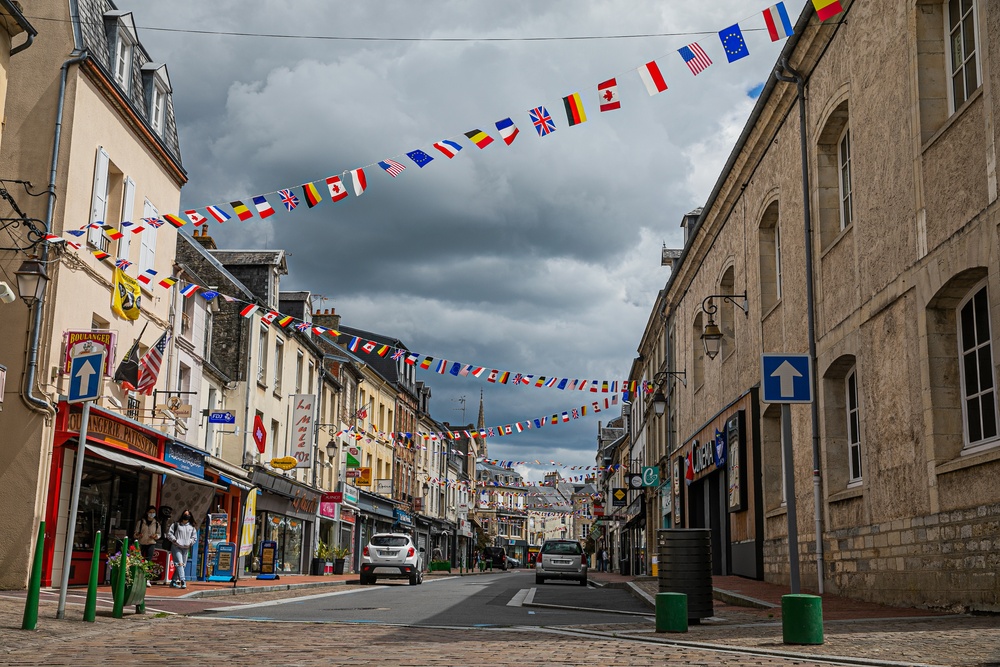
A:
761;353;813;403
68;350;106;404
208;411;236;424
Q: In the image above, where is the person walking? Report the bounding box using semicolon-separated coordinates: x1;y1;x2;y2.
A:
167;510;197;589
133;505;161;586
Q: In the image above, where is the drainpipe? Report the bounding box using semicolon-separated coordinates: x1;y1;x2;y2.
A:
774;58;825;594
3;0;37;56
21;50;89;415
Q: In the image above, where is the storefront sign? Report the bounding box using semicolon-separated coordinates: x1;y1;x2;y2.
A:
726;410;747;513
63;330;116;375
290;394;316;469
209;542;236;581
252;414;267;453
641;466;660;487
611;487;627;508
270;457;298;471
393;509;413;527
375;479;392;496
593;504;604;516
259;540;278;578
346;469;361;478
691;438;716;474
164;441;206;478
673;456;684;526
320;493;339;518
240;490;258;556
345;446;361;468
340;507;357;525
208;410;236;424
67;410;158;458
356;467;372;486
341;483;359;506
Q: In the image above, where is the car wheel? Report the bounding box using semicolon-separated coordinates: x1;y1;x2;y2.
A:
535;576;545;585
359;574;368;585
370;576;377;585
409;571;419;586
579;577;588;586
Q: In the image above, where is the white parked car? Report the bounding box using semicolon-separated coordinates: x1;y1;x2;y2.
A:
360;533;424;585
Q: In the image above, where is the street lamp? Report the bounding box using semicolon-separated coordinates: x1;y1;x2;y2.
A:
650;369;687;416
14;258;48;308
699;291;749;360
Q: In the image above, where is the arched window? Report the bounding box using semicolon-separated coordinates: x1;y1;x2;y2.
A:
958;282;998;447
758;201;781;314
822;355;864;494
817;100;851;249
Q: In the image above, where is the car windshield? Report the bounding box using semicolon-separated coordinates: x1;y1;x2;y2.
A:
541;542;582;555
371;536;408;547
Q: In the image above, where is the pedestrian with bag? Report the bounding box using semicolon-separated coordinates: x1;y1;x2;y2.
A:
167;510;197;589
133;505;161;586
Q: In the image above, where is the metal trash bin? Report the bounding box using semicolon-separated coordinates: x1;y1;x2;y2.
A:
657;529;712;621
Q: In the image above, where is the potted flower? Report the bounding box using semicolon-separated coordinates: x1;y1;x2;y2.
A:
313;541;333;576
108;543;161;614
331;545;350;575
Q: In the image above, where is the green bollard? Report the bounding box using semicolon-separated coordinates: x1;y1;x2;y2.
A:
782;594;824;645
83;532;101;622
655;592;688;633
112;537;128;619
21;521;45;630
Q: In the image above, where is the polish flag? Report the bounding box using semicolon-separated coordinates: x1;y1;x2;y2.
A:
349;169;367;196
637;60;668;96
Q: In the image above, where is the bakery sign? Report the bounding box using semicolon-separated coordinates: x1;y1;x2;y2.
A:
67;410;159;458
63;330;116;375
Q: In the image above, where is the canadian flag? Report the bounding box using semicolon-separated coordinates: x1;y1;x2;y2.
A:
326;176;349;202
598;78;620;112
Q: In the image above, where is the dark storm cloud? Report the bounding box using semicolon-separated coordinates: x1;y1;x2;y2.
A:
114;0;793;478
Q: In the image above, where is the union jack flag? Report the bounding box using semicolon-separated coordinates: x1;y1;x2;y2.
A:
294;321;311;332
278;188;299;211
114;258;133;270
529;106;555;136
143;217;165;228
391;349;406;361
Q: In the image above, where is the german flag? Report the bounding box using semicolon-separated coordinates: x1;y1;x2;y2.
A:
464;129;493;149
302;182;322;208
562;92;587;126
163;213;188;228
229;201;253;221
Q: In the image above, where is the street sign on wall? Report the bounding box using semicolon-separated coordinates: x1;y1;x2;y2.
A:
67;349;105;405
761;353;813;403
208;410;236;424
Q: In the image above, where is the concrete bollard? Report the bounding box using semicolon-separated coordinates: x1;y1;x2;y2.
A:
782;594;824;645
655;592;688;633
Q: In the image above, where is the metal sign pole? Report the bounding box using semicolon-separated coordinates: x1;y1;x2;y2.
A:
781;403;801;594
57;400;91;619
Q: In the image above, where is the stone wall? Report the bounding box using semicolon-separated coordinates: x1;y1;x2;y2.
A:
764;502;1000;611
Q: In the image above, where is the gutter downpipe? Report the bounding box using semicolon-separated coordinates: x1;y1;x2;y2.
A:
774;57;824;594
6;0;37;57
22;49;88;415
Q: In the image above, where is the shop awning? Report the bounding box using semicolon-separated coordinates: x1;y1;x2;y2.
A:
218;475;254;491
88;444;225;490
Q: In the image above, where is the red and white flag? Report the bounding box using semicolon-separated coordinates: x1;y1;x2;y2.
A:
326;176;349;202
240;304;259;318
597;78;620;111
349;168;367;196
261;311;279;325
185;210;208;226
637;60;668;96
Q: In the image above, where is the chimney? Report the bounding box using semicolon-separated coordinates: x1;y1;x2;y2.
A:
192;226;217;250
680;207;702;246
312;307;341;332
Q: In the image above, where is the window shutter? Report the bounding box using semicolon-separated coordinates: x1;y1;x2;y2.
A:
89;147;110;246
138;199;157;274
119;176;135;260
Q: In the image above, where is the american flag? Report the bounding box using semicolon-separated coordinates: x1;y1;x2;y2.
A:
378;159;406;177
679;42;713;76
529;107;556;136
135;331;170;395
278;188;299;211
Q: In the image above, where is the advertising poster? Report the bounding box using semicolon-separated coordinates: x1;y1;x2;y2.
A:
290;394;316;469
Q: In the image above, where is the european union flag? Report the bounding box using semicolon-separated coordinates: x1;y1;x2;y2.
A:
406;149;435;168
719;23;750;63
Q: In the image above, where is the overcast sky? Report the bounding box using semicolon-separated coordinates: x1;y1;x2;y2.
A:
114;0;795;481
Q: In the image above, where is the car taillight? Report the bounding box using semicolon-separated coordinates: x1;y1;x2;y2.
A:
407;547;415;557
537;552;543;563
362;546;369;557
581;554;587;566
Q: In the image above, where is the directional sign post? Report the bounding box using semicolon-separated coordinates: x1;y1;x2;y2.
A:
761;353;814;595
58;347;106;619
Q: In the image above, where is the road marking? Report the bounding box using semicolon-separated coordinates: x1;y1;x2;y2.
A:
202;586;377;612
507;588;531;607
524;587;537;605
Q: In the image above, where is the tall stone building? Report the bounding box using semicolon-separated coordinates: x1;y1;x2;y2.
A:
633;0;1000;610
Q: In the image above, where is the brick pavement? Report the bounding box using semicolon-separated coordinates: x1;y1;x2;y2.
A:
588;572;1000;666
0;596;848;666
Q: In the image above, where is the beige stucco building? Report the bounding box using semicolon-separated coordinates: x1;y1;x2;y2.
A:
0;0;188;588
632;0;1000;610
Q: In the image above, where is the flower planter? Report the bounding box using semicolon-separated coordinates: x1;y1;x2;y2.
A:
333;558;346;575
111;564;147;614
429;560;451;572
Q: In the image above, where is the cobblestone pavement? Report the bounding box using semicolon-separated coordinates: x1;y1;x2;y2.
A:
0;596;861;667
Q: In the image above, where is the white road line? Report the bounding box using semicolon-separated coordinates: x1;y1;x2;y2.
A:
523;587;537;605
202;586;379;613
506;588;530;607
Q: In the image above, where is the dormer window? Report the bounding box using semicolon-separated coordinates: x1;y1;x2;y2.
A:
150;83;165;133
141;63;172;137
114;32;132;91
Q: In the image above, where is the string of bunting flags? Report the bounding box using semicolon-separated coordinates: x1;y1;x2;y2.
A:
43;2;841;252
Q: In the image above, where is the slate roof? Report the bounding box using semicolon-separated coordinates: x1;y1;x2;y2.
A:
77;0;182;166
175;233;254;300
210;250;287;271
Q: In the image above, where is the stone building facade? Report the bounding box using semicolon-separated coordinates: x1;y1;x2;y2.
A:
633;0;1000;610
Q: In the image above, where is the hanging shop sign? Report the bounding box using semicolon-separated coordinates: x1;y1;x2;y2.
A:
341;483;359;506
165;441;206;478
63;330;116;375
611;487;627;508
673;456;684;527
289;394;316;469
270;457;298;471
356;467;372;487
726;410;747;513
393;509;413;527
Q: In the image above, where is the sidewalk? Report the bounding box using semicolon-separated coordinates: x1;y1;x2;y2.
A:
585;571;1000;666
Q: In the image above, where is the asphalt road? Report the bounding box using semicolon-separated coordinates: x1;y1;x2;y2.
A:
195;571;654;628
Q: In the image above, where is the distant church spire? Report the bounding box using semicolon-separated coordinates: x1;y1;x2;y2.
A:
477;389;486;460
